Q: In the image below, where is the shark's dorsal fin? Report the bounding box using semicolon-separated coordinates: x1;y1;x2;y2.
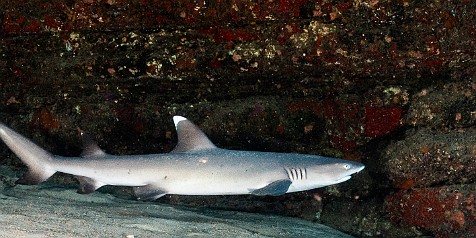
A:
79;130;106;157
172;116;217;153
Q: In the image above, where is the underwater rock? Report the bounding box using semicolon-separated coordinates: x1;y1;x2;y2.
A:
382;128;476;188
385;184;476;237
406;81;476;129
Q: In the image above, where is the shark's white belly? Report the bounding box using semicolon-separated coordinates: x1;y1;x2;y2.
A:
147;160;289;195
161;171;286;195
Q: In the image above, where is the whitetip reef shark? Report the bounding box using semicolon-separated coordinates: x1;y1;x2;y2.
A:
0;116;364;201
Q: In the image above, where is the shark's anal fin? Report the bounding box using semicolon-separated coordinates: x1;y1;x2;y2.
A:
134;185;167;201
16;169;55;185
250;179;292;196
75;176;104;194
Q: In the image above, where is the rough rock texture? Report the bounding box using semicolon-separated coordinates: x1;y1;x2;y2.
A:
385;184;476;237
1;0;476;237
373;80;476;237
405;81;476;129
383;128;476;188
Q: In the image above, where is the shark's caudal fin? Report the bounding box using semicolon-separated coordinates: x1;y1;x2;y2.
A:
172;116;217;153
0;122;56;184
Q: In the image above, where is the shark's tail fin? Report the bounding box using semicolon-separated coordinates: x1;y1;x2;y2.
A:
0;122;56;184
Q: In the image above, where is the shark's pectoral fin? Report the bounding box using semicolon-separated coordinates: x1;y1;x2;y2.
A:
134;185;167;201
250;179;292;196
75;176;105;194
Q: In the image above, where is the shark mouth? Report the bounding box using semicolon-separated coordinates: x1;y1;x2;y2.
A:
335;165;365;183
335;176;352;183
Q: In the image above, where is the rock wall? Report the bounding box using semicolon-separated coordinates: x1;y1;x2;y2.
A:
0;1;475;237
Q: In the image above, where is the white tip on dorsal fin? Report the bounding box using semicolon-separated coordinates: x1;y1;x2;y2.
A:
79;129;106;157
173;116;188;126
172;116;217;153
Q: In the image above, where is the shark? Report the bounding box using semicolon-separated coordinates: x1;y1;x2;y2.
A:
0;116;364;201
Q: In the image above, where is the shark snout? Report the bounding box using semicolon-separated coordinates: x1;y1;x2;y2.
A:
333;162;365;183
354;164;365;173
346;162;365;175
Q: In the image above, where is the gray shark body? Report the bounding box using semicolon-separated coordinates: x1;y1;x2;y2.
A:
0;116;364;201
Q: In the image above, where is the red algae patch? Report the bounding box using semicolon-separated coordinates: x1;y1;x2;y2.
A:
31;107;60;130
385;185;476;237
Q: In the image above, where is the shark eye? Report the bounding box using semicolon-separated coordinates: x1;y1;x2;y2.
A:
343;164;351;170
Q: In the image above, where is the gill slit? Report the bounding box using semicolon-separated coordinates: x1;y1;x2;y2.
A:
285;167;307;181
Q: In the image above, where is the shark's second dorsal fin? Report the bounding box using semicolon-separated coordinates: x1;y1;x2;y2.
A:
172;116;217;153
79;130;106;157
